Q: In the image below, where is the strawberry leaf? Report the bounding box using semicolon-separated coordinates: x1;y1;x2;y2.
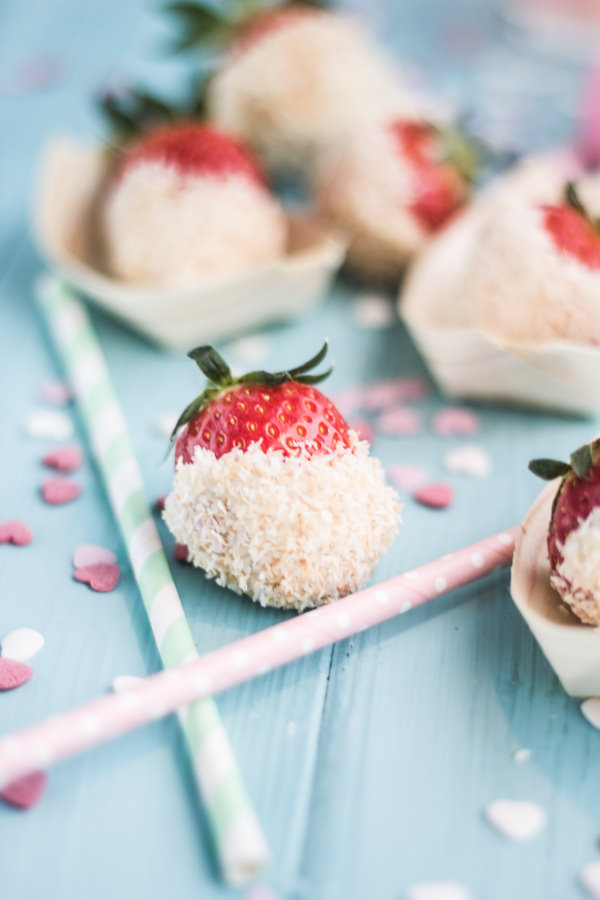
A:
528;458;571;480
188;346;233;386
570;442;594;481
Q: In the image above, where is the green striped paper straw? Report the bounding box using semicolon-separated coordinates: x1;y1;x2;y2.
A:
37;274;269;885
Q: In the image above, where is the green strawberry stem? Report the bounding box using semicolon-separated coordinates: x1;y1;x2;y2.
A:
97;83;207;144
169;340;332;447
529;437;600;483
564;181;600;234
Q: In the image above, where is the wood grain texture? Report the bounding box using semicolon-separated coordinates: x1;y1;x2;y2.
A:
0;1;598;899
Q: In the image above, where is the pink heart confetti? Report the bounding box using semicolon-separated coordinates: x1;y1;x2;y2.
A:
42;445;83;473
73;544;117;569
360;378;428;411
0;520;33;546
431;408;480;437
331;386;365;418
376;407;422;437
0;770;48;810
0;658;34;691
349;419;374;444
387;464;428;491
74;563;120;592
414;482;454;509
40;379;71;406
41;477;82;505
174;543;190;562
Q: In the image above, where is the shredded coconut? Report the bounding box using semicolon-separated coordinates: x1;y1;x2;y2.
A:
163;434;400;610
208;11;417;172
552;506;600;625
313;125;426;282
458;178;600;347
101;164;286;289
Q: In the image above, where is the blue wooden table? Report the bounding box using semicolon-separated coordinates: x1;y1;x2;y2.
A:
1;2;599;898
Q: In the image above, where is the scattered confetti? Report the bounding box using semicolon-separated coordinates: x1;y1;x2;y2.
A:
228;335;270;363
1;628;45;662
0;520;33;546
443;444;491;478
174;543;190;562
0;770;48;810
112;675;143;693
405;882;471;900
0;658;34;691
579;56;600;168
484;800;546;841
73;545;117;569
431;408;479;437
40;379;71;406
513;748;532;764
155;412;179;439
387;464;428;491
74;563;120;593
24;409;73;441
154;495;167;513
349;419;374;444
581;861;600;899
41;477;82;505
9;55;64;94
42;445;83;472
414;483;453;509
360;378;428;411
376;407;422;437
351;294;396;329
581;698;600;729
331;386;365;417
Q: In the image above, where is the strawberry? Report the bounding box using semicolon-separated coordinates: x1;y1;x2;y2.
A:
115;123;266;187
529;437;600;624
540;182;600;271
390;120;475;232
171;341;351;464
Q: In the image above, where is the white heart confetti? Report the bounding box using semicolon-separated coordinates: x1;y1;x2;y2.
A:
443;444;491;478
513;748;532;764
484;800;546;841
155;412;179;439
581;698;600;729
405;881;471;900
351;294;395;329
1;628;45;662
581;861;600;899
228;335;270;363
24;409;73;441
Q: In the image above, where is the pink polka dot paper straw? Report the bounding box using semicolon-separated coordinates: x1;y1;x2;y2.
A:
0;527;519;801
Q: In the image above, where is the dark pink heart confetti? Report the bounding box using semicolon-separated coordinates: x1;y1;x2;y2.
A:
174;543;190;562
0;520;33;546
42;445;83;473
349;419;374;444
431;408;479;437
414;482;454;510
74;563;120;592
0;770;48;809
0;658;34;691
41;477;82;505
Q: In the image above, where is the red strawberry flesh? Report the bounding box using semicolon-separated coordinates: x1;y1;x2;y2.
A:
390;120;466;232
541;204;600;271
175;381;350;464
548;460;600;572
117;123;266;187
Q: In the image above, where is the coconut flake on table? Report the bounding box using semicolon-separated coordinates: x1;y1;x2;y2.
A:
443;444;491;477
163;435;400;611
227;335;270;364
1;628;45;663
351;294;396;329
155;412;179;439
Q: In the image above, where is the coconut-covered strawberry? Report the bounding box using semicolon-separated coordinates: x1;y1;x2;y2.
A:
313;119;474;282
530;438;600;625
163;342;400;610
100;122;286;288
459;177;600;345
166;1;418;172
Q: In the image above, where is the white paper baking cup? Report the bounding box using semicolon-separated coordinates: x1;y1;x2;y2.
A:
511;482;600;697
34;138;347;350
399;150;600;416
